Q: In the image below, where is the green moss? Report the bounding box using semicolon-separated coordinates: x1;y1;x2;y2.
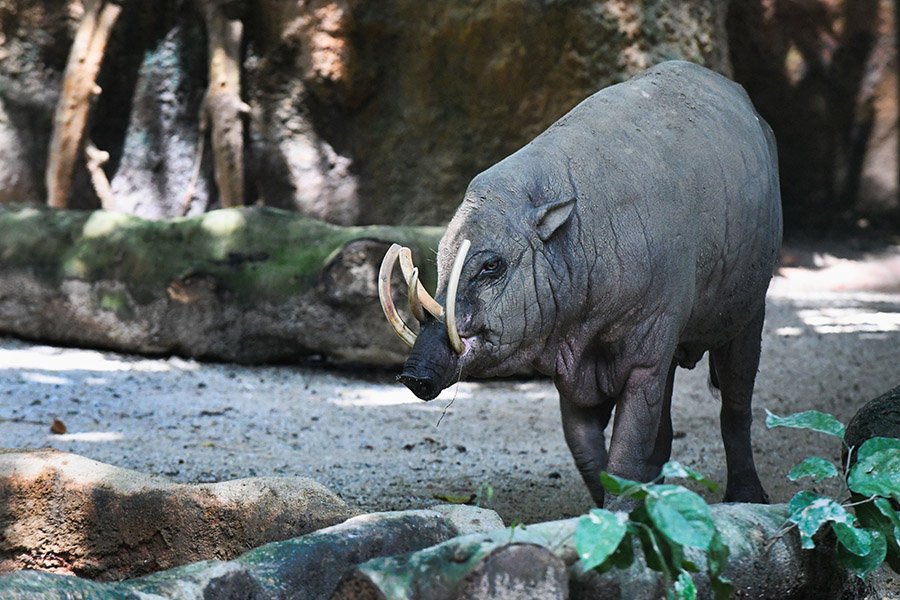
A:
0;205;444;306
98;291;127;313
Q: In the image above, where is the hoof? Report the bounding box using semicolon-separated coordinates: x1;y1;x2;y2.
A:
723;487;770;504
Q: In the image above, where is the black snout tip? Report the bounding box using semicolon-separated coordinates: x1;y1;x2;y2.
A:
397;374;441;401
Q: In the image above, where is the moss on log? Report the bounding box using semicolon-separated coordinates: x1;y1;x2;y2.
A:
0;205;442;364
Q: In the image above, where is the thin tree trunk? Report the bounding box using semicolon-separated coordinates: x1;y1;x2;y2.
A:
199;0;248;208
45;0;123;209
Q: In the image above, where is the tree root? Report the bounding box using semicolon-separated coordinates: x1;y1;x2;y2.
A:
84;141;114;210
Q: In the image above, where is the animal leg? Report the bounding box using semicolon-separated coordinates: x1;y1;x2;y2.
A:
606;356;674;484
647;360;676;472
560;398;614;506
710;306;769;503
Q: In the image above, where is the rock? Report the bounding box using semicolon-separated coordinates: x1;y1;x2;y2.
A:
108;14;211;218
0;0;70;207
0;448;354;580
842;384;900;573
844;383;900;454
429;504;505;535
0;0;731;226
248;0;732;226
0;205;442;365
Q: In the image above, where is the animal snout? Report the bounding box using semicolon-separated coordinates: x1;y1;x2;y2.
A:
397;371;441;401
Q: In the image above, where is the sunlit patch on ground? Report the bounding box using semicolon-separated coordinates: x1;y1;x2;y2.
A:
797;307;900;334
0;345;191;374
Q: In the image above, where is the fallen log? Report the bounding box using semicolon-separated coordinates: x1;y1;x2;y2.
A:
0;205;442;365
0;509;465;599
332;504;855;600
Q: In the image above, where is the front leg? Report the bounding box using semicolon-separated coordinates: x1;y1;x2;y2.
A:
560;397;615;506
606;357;674;484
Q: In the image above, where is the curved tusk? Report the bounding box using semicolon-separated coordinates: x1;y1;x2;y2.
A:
378;244;417;347
445;239;471;355
399;246;444;319
407;267;426;322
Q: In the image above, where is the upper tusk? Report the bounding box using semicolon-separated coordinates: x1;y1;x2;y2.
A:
398;246;444;319
378;244;417;347
407;267;426;322
445;239;471;355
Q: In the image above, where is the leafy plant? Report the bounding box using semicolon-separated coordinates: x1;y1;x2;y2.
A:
574;410;899;598
766;409;900;577
574;461;731;600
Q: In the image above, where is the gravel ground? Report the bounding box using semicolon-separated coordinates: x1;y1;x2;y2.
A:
1;245;899;531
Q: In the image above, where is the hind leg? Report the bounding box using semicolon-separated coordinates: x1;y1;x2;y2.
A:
710;306;769;503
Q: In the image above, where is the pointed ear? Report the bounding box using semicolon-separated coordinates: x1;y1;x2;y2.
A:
533;197;575;241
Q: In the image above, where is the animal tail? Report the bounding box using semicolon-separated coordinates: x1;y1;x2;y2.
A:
708;354;721;398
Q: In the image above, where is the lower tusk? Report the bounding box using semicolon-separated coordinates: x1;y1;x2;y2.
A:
445;239;471;355
407;267;426;322
378;244;417;347
399;246;444;319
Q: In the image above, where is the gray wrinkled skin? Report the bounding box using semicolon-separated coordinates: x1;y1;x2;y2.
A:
404;61;782;506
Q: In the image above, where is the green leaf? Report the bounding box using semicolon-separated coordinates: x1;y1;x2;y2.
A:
787;492;855;549
646;485;716;549
833;522;873;556
629;506;669;575
600;471;648;499
856;437;900;461
873;498;900;545
765;409;845;438
788;490;820;514
605;532;636;572
661;461;719;492
854;497;900;573
675;571;698;600
575;508;629;571
836;528;887;579
848;439;900;500
708;531;733;600
787;456;839;483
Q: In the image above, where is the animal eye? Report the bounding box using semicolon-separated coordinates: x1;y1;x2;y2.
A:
478;258;504;278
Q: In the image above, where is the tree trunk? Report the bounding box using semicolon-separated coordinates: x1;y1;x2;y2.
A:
45;0;123;209
199;0;248;208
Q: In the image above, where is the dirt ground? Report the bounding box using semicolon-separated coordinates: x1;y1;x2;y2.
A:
1;242;898;533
